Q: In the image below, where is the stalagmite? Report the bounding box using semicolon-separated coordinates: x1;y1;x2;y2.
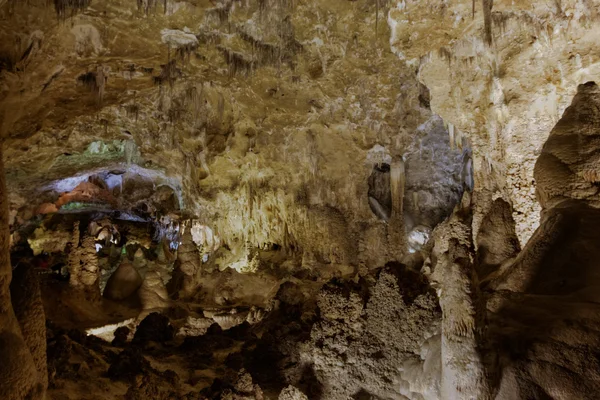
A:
68;221;81;287
170;224;202;298
430;198;489;400
68;223;100;295
104;263;143;301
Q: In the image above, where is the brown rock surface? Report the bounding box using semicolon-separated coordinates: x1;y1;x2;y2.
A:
1;1;600;399
104;263;143;301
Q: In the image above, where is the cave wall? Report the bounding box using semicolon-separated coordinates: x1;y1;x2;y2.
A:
388;0;600;245
0;147;45;400
2;1;600;399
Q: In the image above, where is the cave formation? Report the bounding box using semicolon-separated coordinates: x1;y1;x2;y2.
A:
1;0;600;399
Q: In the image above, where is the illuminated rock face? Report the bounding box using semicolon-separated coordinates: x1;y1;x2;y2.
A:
1;1;600;399
2;0;468;268
388;0;600;245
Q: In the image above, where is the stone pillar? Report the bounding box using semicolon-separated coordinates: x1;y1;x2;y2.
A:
0;147;44;399
430;195;489;400
174;223;201;298
68;221;81;287
10;264;47;392
68;222;100;298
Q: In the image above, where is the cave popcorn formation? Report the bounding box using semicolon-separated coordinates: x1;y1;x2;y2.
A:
1;0;600;399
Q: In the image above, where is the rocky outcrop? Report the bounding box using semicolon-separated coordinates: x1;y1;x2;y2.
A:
27;225;71;256
534;82;600;208
483;82;600;399
55;181;117;208
305;267;441;399
132;312;173;346
0;0;450;275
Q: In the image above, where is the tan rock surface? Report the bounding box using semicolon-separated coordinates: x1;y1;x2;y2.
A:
2;1;600;400
389;0;600;245
104;262;143;301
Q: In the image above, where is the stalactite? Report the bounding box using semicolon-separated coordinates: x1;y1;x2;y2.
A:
413;191;419;213
217;46;255;77
95;65;108;103
238;29;283;66
175;42;198;63
76;65;108;103
53;0;91;21
137;0;156;15
206;1;232;25
482;0;494;45
390;158;405;219
375;0;379;41
124;103;140;121
153;59;181;87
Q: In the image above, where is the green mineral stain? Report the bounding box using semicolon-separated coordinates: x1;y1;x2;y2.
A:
51;140;141;174
59;202;111;211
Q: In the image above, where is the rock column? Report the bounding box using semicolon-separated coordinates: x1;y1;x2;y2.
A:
68;222;100;298
0;146;44;399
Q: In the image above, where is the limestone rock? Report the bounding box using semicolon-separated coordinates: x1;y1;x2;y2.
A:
27;226;71;256
9;264;47;396
103;263;143;301
2;1;600;399
278;386;308;400
132;312;174;345
0;149;42;400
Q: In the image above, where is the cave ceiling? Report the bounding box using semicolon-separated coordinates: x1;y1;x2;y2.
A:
2;0;600;399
